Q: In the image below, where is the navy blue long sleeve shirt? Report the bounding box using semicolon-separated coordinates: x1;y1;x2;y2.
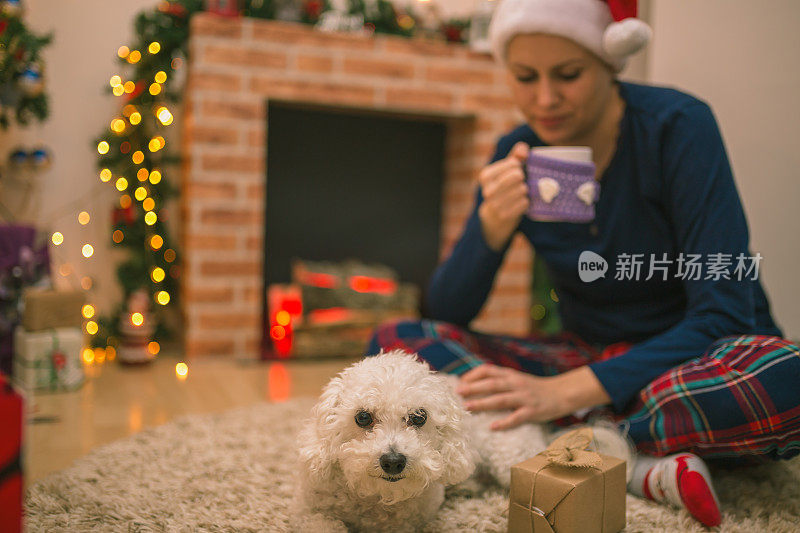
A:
427;81;783;413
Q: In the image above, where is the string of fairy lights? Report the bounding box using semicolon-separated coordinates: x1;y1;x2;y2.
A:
48;15;186;377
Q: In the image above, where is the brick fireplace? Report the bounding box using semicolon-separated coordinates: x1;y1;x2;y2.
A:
181;13;532;359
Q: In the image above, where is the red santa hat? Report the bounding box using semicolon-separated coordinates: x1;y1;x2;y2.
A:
488;0;652;72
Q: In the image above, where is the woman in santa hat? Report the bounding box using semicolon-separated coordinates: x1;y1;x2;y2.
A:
368;0;798;527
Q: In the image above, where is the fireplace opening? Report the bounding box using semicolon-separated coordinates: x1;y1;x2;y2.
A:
262;101;447;359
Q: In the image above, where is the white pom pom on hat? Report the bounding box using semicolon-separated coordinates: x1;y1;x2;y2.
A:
489;0;652;72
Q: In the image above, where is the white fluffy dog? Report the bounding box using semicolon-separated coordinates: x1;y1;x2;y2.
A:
292;350;555;532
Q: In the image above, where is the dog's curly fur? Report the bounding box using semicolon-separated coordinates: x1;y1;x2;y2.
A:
292;350;552;532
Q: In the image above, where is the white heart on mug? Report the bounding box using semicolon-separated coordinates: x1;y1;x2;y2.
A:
537;177;560;203
576;182;597;206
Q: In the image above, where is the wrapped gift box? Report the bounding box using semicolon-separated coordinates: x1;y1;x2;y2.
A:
0;373;23;533
0;224;51;376
13;327;84;392
508;428;626;533
22;289;85;332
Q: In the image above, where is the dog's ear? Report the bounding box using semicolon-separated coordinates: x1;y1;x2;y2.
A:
297;375;344;485
436;385;477;486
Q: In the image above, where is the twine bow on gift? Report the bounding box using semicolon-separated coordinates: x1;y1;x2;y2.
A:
541;427;602;468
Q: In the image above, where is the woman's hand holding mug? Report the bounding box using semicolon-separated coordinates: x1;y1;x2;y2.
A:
477;141;530;252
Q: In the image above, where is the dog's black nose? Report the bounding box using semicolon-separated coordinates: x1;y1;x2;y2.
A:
379;451;406;475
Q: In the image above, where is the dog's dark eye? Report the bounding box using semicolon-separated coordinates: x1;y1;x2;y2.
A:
407;409;427;427
355;410;373;428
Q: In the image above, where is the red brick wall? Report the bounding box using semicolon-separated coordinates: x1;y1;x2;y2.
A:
182;14;532;358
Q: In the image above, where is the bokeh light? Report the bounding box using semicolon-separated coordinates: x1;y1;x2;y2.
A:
276;310;291;326
156;107;173;125
151;267;165;283
111;118;126;133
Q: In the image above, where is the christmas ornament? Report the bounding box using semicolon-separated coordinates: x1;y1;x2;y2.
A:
112;205;136;226
158;1;188;17
30;146;51;170
17;64;44;97
125;80;145;101
8;147;27;169
303;0;324;23
204;0;240;17
441;19;469;43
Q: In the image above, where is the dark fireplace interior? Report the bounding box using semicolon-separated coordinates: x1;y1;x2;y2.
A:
262;101;447;358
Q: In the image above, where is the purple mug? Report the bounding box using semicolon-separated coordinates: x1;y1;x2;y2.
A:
526;148;599;223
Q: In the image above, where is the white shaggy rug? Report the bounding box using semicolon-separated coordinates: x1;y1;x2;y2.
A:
25;399;800;532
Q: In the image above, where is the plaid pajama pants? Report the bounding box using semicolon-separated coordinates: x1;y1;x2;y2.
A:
366;319;800;466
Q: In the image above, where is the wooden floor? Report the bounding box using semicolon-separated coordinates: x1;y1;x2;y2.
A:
23;353;359;487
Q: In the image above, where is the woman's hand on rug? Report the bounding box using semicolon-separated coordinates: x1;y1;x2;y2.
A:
455;364;609;430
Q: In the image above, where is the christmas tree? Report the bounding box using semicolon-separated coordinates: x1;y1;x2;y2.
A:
0;0;52;129
92;1;204;350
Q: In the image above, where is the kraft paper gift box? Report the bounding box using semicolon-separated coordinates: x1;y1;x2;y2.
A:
22;289;85;331
508;428;626;533
13;327;84;392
